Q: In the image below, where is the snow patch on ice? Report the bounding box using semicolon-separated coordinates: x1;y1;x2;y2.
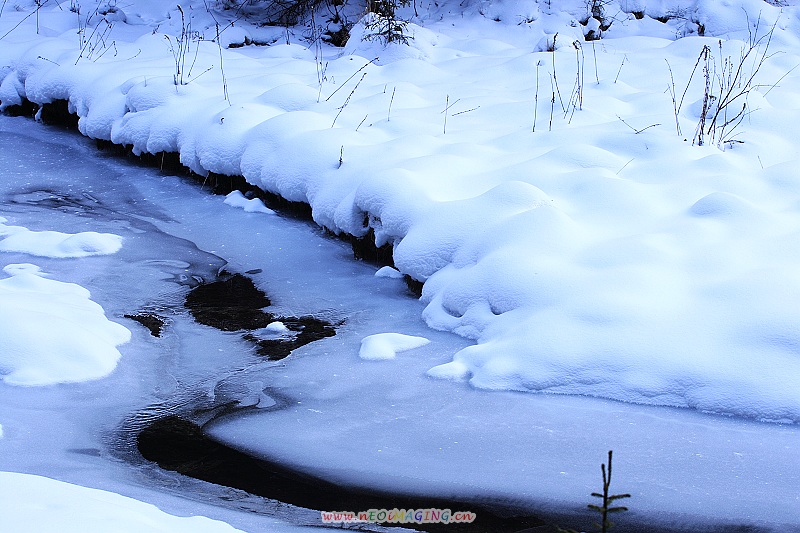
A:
359;333;431;360
250;321;295;340
375;266;404;279
0;264;130;386
223;191;275;214
0;217;122;258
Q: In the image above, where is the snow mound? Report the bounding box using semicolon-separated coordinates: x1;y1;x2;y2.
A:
0;264;130;386
375;266;404;279
359;333;431;360
223;191;275;214
0;472;245;533
250;321;295;340
0;217;122;257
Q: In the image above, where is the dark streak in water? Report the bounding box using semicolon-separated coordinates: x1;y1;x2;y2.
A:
136;416;547;533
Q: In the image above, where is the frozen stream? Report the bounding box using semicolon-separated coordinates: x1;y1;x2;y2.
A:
0;114;421;532
0;115;799;533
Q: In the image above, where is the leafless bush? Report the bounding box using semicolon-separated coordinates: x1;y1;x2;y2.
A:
218;0;331;26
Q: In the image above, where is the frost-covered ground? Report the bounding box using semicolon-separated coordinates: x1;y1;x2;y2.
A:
1;0;800;531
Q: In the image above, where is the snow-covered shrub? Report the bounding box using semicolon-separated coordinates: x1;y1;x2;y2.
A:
363;0;412;44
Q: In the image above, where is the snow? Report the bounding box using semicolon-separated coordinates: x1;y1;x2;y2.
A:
0;263;130;386
359;332;431;360
0;472;246;533
0;216;123;257
223;191;275;214
250;321;294;340
375;265;404;278
2;0;800;530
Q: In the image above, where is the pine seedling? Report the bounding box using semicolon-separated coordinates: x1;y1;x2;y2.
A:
588;450;631;533
556;450;630;533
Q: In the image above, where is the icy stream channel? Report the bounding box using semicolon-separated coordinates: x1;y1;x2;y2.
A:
0;115;798;533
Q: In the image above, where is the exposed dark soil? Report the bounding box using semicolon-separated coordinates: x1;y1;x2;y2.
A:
2;100;38;118
184;271;336;360
124;312;166;337
136;415;547;533
39;99;79;129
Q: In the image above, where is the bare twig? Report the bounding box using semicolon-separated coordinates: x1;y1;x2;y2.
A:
325;57;378;102
216;22;230;104
617;115;660;134
614;54;626;83
331;72;367;128
551;33;566;112
549;73;555;131
616;158;635;175
533;60;541;132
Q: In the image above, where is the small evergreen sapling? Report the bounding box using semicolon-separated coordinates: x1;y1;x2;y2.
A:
558;450;630;533
588;450;631;532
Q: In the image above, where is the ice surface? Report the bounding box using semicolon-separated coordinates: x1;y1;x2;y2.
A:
0;117;341;533
0;472;246;533
209;378;800;530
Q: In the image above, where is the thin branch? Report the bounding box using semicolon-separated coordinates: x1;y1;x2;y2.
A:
325;57;378;102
